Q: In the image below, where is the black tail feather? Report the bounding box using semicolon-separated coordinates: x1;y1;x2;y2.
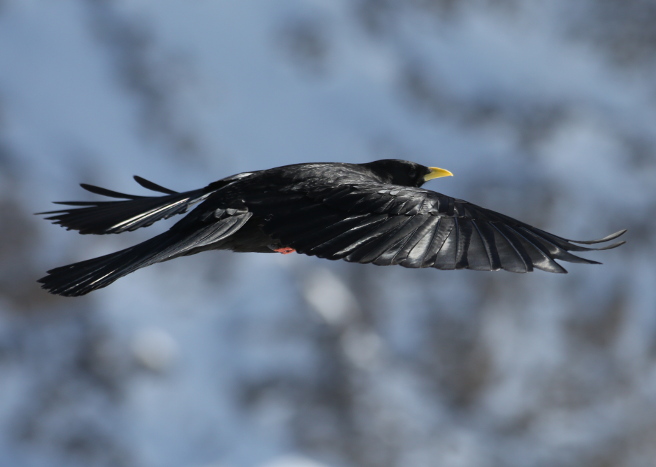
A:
39;245;151;297
39;212;253;296
38;231;183;297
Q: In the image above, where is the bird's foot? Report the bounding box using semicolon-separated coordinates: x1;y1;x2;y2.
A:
273;247;296;254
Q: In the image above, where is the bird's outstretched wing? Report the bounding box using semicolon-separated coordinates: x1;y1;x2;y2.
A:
37;176;208;234
250;184;626;273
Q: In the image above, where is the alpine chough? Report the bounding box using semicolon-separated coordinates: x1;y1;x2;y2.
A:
38;160;626;296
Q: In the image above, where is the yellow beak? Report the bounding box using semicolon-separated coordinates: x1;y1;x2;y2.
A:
424;167;453;181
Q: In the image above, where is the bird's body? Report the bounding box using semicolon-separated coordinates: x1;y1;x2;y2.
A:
38;160;626;296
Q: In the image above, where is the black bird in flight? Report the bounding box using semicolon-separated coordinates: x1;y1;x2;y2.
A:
38;160;626;296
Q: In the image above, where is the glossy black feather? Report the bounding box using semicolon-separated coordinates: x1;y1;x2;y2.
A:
37;178;207;234
133;175;179;195
37;159;626;296
38;210;251;296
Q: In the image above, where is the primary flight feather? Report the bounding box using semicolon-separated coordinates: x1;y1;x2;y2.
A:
38;159;626;296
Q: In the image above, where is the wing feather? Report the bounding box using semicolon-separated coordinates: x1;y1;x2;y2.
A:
518;228;601;265
494;223;535;272
463;220;492;271
251;181;624;273
489;223;530;273
370;216;428;265
342;216;415;263
38;186;207;234
391;215;439;266
507;226;567;273
432;220;459;270
422;217;455;267
293;214;380;254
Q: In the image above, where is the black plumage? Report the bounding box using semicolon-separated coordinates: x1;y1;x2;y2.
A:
37;160;626;296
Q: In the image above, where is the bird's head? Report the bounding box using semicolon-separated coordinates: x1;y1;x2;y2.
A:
362;159;453;187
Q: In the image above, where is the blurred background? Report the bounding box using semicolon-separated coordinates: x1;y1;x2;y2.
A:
0;1;655;466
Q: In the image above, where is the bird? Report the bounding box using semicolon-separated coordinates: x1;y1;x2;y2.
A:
37;159;626;296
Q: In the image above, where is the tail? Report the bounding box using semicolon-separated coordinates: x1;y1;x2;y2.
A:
37;176;209;234
38;236;171;297
39;211;253;297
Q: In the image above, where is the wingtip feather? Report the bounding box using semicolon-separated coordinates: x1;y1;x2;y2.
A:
133;175;179;195
568;229;627;245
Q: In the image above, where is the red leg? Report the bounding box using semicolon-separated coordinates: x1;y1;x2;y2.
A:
273;247;296;254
